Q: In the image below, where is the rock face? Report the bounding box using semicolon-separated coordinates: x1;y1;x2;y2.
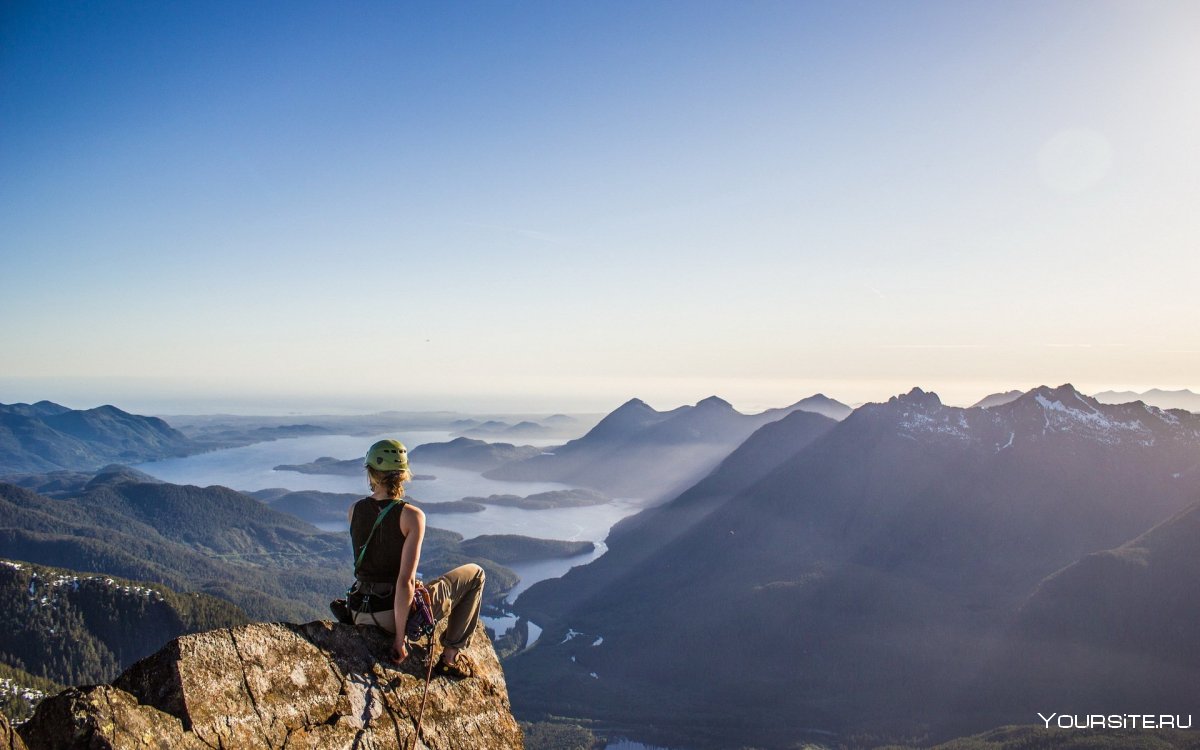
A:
19;621;523;750
1;716;28;750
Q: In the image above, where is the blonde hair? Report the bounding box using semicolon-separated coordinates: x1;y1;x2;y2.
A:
367;466;411;499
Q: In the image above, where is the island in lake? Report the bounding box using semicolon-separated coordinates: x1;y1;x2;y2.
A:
409;437;544;471
274;456;434;480
462;488;609;510
460;534;595;564
253;489;484;523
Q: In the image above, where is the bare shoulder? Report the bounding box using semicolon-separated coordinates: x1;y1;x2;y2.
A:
399;502;426;531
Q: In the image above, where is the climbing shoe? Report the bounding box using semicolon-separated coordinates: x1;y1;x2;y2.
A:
433;655;473;680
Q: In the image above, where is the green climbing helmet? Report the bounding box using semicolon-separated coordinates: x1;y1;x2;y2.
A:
365;439;408;472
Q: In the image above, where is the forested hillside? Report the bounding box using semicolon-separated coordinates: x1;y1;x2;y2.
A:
0;477;346;622
0;474;529;620
0;662;60;724
0;559;247;722
0;401;194;473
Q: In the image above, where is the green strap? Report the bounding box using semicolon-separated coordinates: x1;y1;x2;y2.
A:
353;500;403;574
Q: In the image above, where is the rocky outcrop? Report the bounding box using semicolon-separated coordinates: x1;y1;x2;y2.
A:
19;621;523;750
1;716;28;750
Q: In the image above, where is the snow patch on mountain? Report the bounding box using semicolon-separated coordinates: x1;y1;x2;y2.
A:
898;409;972;441
1033;393;1153;445
889;390;973;442
0;677;46;705
1144;403;1181;426
996;432;1015;452
561;628;583;644
884;384;1200;451
16;563;166;615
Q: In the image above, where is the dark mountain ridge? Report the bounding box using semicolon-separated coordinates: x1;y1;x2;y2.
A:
0;401;71;419
507;384;1200;747
0;402;193;474
964;496;1200;731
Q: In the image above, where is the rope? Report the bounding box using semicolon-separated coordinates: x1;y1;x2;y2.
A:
412;635;437;748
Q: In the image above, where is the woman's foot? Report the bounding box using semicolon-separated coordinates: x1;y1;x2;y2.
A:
434;650;473;679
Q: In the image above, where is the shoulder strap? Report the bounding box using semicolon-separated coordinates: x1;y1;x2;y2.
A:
353;500;405;574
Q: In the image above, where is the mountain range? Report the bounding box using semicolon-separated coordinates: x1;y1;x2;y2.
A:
0;402;194;474
485;394;851;503
974;387;1200;413
6;386;1196;747
506;384;1200;747
1094;387;1200;412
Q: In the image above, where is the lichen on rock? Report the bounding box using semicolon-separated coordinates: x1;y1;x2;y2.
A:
19;621;523;750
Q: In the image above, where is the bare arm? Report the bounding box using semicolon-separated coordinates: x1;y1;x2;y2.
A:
390;504;425;660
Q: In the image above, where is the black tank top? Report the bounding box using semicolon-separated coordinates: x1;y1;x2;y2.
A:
349;497;408;583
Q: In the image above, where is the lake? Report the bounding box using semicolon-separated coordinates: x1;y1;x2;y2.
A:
134;431;645;602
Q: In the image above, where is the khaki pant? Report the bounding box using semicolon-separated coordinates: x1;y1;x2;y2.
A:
352;563;485;650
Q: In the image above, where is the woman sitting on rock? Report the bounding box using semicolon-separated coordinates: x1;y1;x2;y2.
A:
348;439;484;678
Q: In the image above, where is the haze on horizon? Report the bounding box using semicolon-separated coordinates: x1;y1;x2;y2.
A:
2;2;1198;415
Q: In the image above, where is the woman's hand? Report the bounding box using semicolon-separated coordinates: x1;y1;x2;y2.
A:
390;633;408;663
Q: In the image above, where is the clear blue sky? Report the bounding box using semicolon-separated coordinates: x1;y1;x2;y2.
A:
2;1;1197;413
